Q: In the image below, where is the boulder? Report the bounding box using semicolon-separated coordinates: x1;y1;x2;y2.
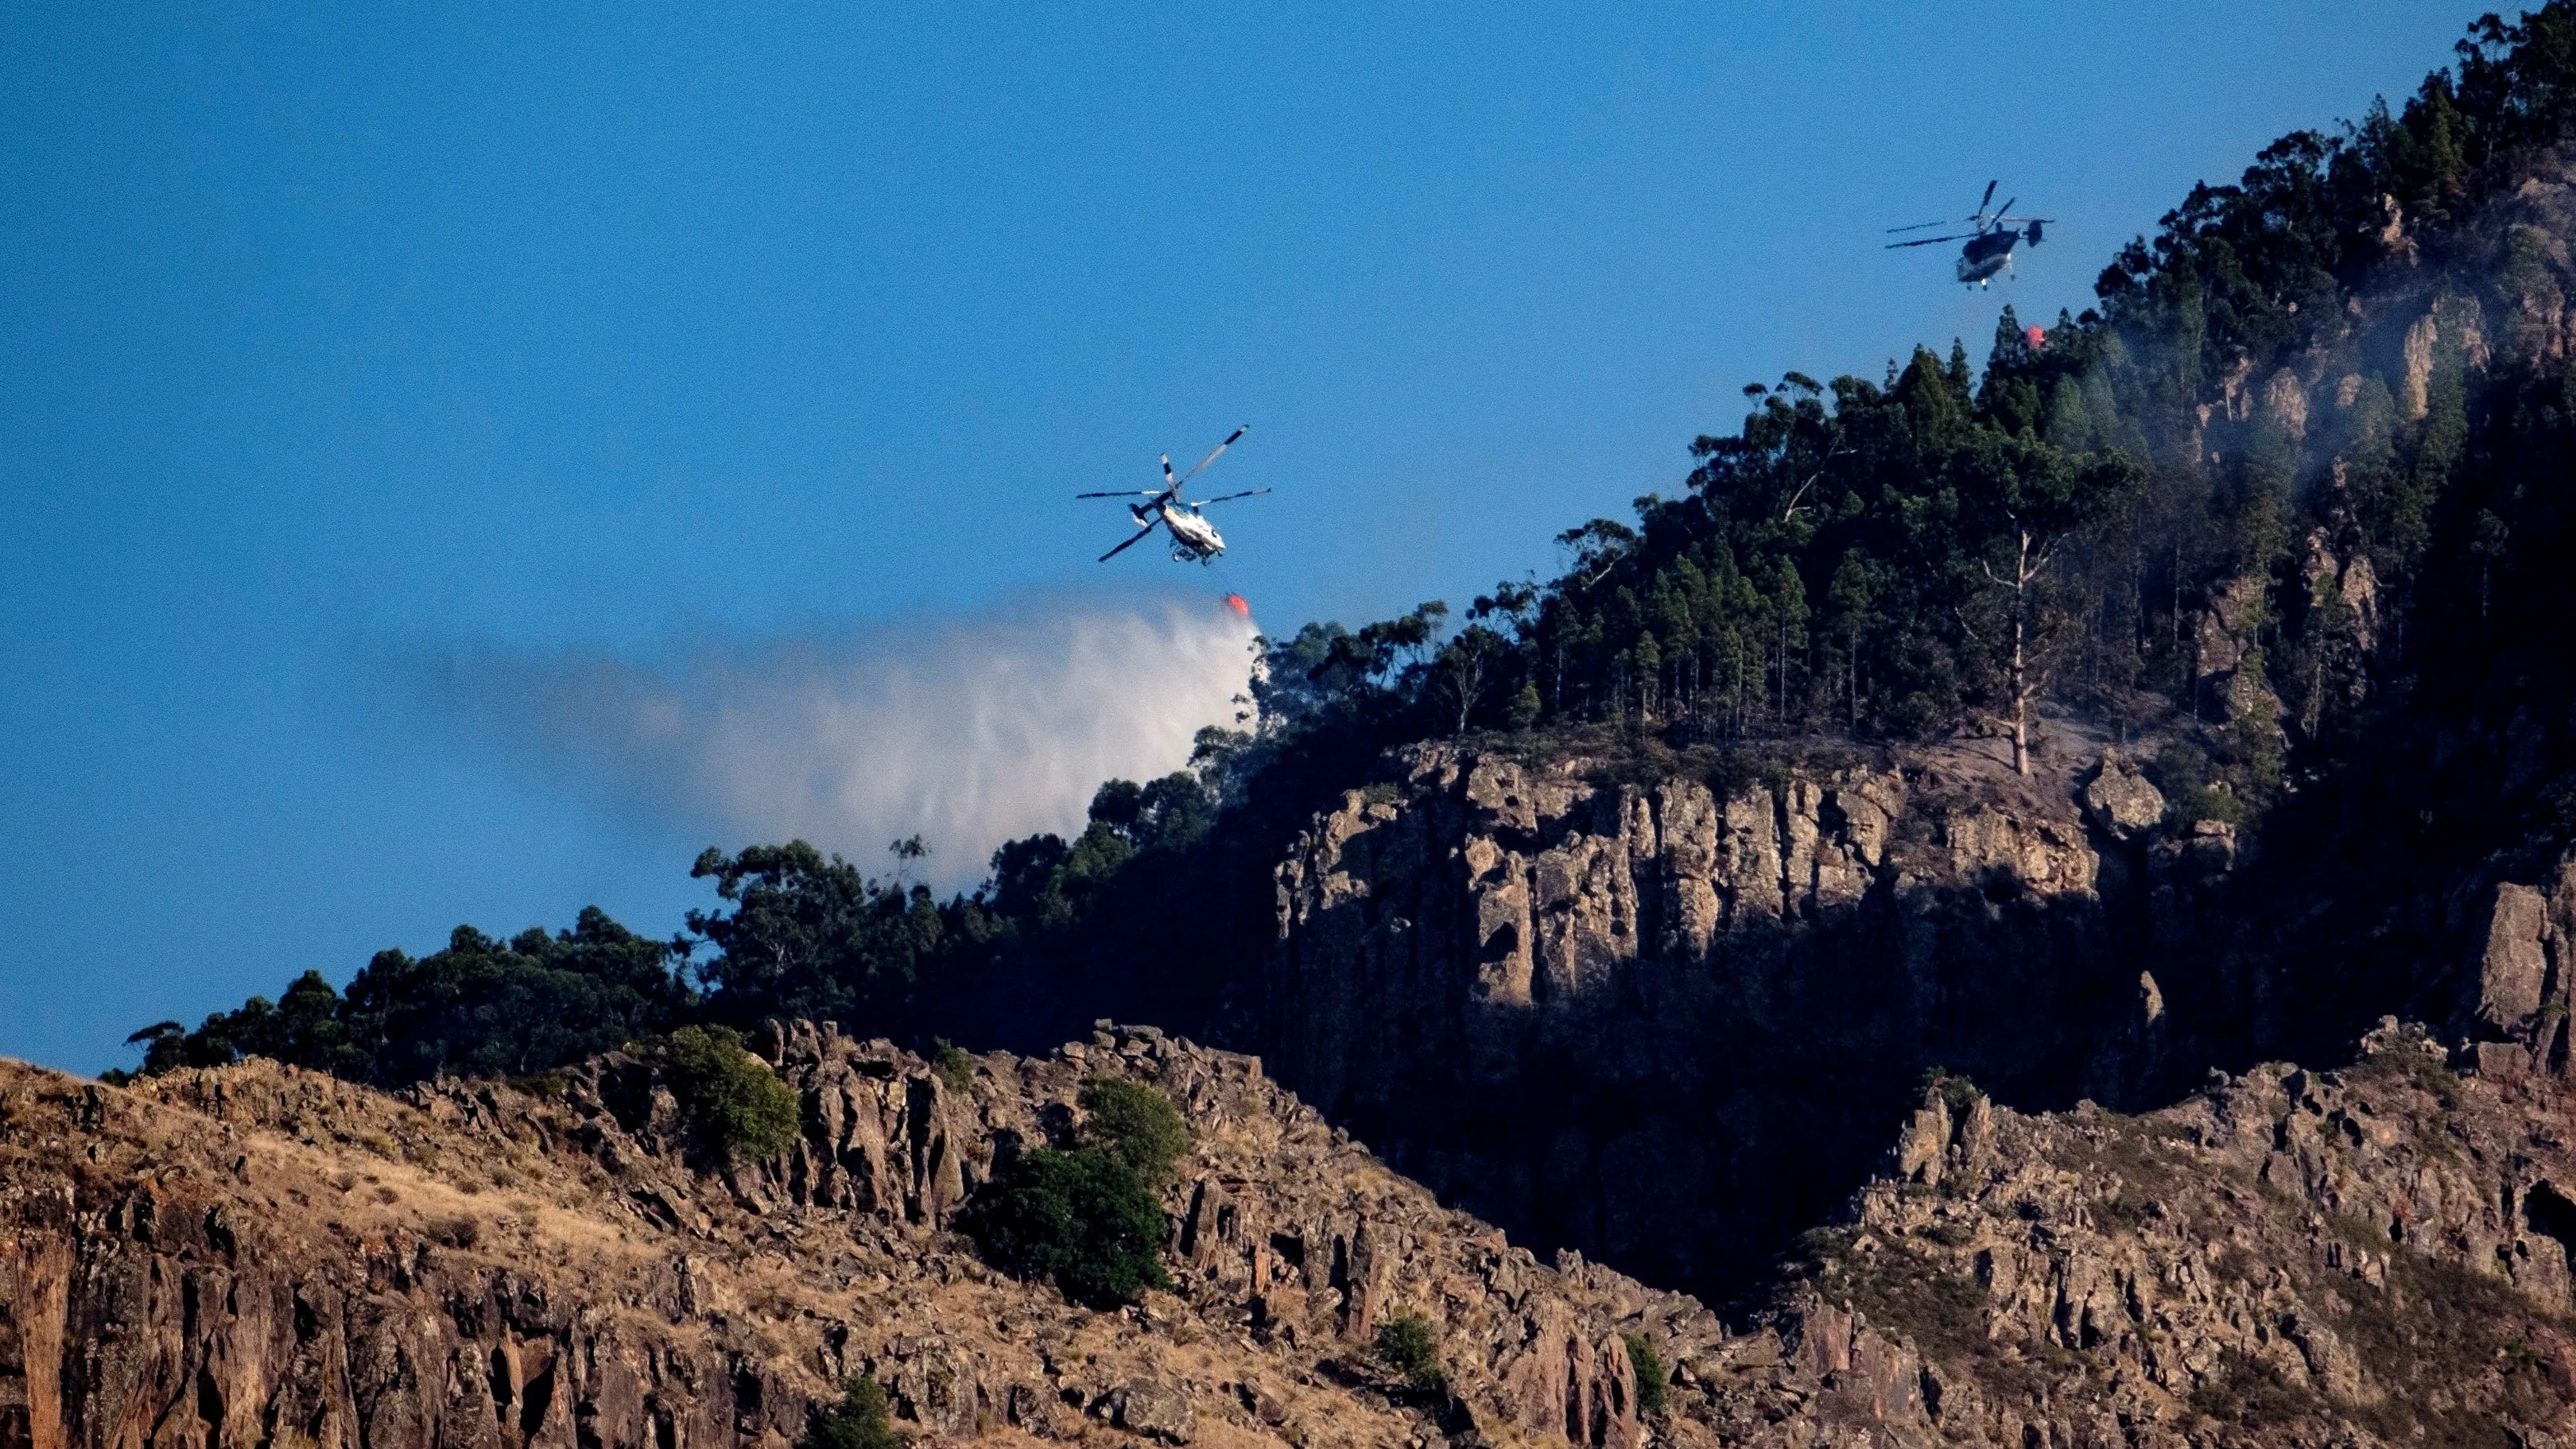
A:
2081;750;2166;841
1109;1377;1195;1443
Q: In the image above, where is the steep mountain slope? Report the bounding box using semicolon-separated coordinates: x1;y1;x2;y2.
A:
9;1016;2576;1448
1266;738;2205;1302
1724;1021;2576;1446
2120;133;2576;1085
0;1024;1717;1449
1247;123;2576;1304
1793;1019;2576;1449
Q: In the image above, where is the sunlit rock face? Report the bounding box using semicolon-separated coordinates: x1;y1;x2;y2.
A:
0;1022;1708;1449
1266;742;2150;1300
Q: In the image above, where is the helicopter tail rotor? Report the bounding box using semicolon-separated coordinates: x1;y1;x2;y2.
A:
2026;219;2046;245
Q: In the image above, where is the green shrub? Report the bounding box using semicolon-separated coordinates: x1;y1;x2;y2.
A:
1374;1313;1445;1393
1918;1066;1980;1117
802;1377;900;1449
1078;1076;1191;1186
2175;784;2246;827
1620;1333;1666;1415
658;1025;801;1164
957;1148;1170;1308
507;1069;571;1100
932;1038;975;1094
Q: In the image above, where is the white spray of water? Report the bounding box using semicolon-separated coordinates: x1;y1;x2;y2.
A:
421;591;1260;889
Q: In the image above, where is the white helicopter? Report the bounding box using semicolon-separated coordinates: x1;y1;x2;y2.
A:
1080;424;1269;564
1886;180;2053;289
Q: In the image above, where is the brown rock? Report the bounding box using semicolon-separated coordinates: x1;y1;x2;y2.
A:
2479;881;2553;1036
0;1025;1738;1449
2080;750;2166;841
1267;744;2115;1297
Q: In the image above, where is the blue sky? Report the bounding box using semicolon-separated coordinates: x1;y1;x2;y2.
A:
0;2;2489;1073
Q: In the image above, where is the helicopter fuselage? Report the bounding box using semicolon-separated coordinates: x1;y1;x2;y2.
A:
1147;502;1226;562
1956;230;2020;286
1888;184;2050;289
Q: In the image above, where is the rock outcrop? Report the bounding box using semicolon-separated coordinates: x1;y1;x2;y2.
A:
2081;752;2167;843
1724;1021;2576;1445
1266;744;2143;1300
0;1024;1719;1449
2462;851;2576;1080
10;1014;2576;1449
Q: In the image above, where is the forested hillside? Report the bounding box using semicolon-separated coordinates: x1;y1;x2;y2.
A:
123;5;2576;1094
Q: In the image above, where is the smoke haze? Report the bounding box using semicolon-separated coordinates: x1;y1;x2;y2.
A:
417;591;1260;890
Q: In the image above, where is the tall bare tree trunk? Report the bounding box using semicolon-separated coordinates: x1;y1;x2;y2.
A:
1982;525;2044;777
2010;602;2029;775
2009;528;2033;776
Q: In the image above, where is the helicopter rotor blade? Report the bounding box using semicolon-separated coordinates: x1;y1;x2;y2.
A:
1884;219;1953;234
1189;488;1271;506
1099;517;1163;562
1077;490;1164;498
1980;179;1998;213
1886;234;1973;249
1177;424;1249;486
1160;454;1180;494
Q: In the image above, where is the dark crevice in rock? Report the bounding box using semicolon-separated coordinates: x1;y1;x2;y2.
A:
2524;1180;2576;1276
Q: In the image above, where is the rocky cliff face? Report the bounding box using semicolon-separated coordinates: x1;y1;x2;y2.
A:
1742;1021;2576;1446
10;1014;2576;1449
2458;850;2576;1083
1264;742;2209;1301
0;1023;1723;1449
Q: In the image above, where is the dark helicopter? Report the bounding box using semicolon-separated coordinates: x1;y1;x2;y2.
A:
1886;180;2052;288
